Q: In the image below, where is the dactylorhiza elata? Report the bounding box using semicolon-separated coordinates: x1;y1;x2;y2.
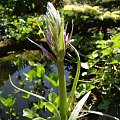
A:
41;2;74;62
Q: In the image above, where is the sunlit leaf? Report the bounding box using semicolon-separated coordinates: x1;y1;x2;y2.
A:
36;65;45;79
48;92;57;106
68;91;91;120
101;48;112;56
33;117;46;120
33;99;44;109
23;107;38;119
45;73;59;87
22;93;31;99
24;69;36;81
44;102;54;113
0;94;16;107
28;61;35;66
107;57;118;64
76;83;94;98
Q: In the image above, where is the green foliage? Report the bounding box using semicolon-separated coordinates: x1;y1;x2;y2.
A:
98;99;110;111
0;93;19;119
82;33;120;110
45;73;59;87
1;1;119;119
76;83;95;98
23;106;38;119
64;4;120;21
48;92;59;108
24;62;45;81
0;94;16;107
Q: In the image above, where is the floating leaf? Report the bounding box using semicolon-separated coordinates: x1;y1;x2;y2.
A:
45;73;59;87
23;107;38;119
36;65;45;79
0;94;16;107
22;93;31;99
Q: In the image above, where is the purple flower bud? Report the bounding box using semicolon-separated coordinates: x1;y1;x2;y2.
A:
64;32;74;48
46;31;52;45
40;44;55;60
64;32;69;42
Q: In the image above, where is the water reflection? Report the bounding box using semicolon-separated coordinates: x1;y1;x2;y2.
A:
0;59;71;120
0;61;17;86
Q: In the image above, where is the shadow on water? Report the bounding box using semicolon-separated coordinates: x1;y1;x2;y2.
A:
0;61;17;86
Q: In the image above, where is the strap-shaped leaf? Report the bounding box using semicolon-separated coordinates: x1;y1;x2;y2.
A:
68;91;91;120
80;109;119;120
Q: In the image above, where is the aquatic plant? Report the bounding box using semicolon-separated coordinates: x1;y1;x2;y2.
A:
10;2;90;120
9;2;120;120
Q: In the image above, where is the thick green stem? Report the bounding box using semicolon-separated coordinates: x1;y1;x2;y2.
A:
57;61;67;120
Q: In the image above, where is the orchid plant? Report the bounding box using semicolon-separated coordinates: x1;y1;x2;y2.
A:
10;2;91;120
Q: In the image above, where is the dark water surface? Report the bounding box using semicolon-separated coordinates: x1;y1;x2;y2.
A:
0;58;71;120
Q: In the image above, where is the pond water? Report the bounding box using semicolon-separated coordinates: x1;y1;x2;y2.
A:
0;56;71;120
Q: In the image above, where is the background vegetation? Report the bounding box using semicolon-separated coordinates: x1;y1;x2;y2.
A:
0;0;120;119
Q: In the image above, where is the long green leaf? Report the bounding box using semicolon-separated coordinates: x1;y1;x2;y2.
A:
9;75;61;120
80;109;120;120
67;44;81;110
68;91;91;120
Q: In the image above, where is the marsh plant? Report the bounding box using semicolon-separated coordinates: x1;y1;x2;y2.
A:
10;2;120;120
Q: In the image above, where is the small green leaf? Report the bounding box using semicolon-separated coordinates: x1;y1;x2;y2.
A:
101;48;112;56
23;107;38;119
87;68;97;75
24;69;36;81
97;40;106;45
19;80;26;86
33;99;44;109
54;96;60;108
98;99;110;111
45;73;59;87
107;57;119;64
76;83;94;98
44;102;54;113
0;94;16;107
112;41;120;48
22;93;31;99
36;65;45;79
28;61;35;66
48;92;57;106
